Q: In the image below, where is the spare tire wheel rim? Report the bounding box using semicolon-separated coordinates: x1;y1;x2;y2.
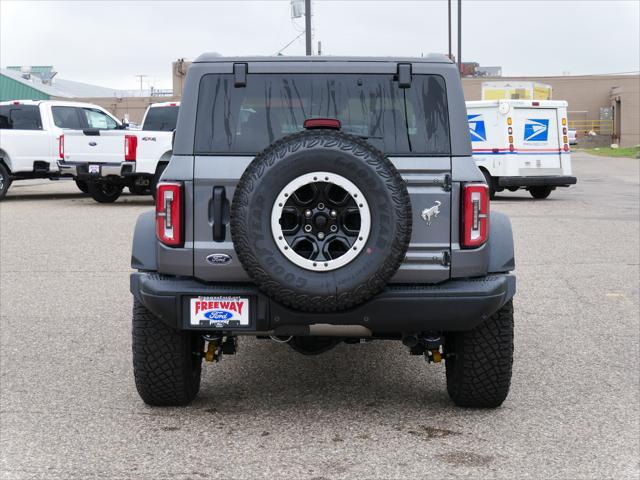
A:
271;171;371;272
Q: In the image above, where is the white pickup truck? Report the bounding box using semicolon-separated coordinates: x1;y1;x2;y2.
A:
0;100;124;199
58;102;179;203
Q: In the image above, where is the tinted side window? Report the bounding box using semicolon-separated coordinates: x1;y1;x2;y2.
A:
405;76;451;154
142;106;179;131
52;106;85;129
0;105;42;130
194;73;450;155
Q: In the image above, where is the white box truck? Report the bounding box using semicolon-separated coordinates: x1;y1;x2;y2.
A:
467;99;577;199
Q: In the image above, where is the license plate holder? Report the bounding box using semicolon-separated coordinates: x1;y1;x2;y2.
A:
88;164;100;175
189;296;250;328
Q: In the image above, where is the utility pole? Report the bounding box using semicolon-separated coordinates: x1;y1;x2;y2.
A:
305;0;312;55
448;0;452;60
135;74;147;93
457;0;462;74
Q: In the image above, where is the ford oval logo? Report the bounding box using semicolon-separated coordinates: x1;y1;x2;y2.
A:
204;310;233;321
89;141;98;146
206;253;232;265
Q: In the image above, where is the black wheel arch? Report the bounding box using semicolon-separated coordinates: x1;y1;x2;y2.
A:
131;211;158;271
0;151;12;173
487;211;515;273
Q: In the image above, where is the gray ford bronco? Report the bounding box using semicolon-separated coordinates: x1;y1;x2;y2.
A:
130;55;516;408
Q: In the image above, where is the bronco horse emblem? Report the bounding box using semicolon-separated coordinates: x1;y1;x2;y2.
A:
421;201;441;226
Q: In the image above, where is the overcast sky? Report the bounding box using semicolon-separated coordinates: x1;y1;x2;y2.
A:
1;0;639;90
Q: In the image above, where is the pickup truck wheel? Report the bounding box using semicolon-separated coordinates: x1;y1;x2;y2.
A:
444;300;514;408
132;299;203;406
0;163;11;199
74;179;89;194
128;184;148;195
231;129;412;312
529;186;552;199
87;181;123;203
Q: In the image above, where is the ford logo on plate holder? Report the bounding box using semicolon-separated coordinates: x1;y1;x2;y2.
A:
206;253;232;265
89;141;98;146
204;310;234;321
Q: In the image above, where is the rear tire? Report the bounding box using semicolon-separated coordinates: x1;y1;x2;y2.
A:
445;301;514;408
0;163;11;199
74;179;89;194
529;186;552;199
132;299;203;406
481;170;496;200
87;181;123;203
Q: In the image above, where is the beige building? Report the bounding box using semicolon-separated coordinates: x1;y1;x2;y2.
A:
171;61;639;147
464;74;639;147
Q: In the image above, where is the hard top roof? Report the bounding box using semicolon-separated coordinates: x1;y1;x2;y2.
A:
194;54;452;64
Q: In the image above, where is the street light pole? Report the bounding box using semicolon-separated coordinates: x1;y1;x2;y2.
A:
305;0;312;55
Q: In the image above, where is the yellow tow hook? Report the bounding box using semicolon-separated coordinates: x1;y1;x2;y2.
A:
205;339;220;362
429;349;442;363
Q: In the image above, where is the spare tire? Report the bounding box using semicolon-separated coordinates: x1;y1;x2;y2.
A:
231;129;411;312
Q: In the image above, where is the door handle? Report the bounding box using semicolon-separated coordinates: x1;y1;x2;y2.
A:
212;186;227;242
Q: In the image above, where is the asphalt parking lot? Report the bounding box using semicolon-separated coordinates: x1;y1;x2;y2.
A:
1;151;638;479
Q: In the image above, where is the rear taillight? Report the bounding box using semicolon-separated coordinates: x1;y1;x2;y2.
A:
461;183;489;248
156;182;183;247
124;135;137;161
58;135;64;159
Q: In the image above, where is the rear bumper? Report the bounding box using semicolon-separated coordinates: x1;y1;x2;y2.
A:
498;176;577;188
130;272;516;335
57;160;136;179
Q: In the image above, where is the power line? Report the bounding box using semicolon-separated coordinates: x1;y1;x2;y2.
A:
272;31;305;56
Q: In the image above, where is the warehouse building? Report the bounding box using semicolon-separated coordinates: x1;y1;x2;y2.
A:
0;66;69;100
464;74;640;147
0;66;178;124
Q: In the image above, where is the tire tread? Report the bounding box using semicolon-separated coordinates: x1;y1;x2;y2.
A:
445;301;514;408
132;300;202;406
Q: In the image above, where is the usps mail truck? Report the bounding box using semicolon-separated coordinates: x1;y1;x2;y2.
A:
467;99;577;199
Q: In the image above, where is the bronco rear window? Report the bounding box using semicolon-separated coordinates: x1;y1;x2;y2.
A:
194;73;450;155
